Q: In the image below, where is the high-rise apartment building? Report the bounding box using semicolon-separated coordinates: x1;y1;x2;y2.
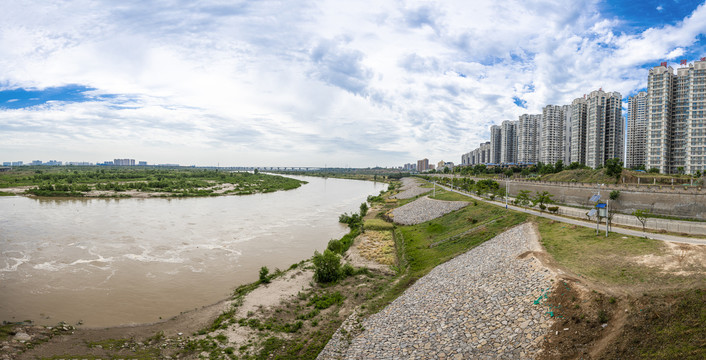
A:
570;97;588;165
646;59;706;174
114;158;136;166
585;89;623;169
561;104;573;165
500;120;518;164
540;105;565;164
626;92;648;169
489;125;502;164
417;158;429;172
517;114;541;164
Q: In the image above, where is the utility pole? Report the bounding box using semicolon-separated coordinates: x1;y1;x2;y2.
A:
505;178;510;210
605;198;609;237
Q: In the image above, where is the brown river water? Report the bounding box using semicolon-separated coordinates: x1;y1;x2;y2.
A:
0;175;386;327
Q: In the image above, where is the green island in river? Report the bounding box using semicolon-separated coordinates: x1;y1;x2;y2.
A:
0;167;306;198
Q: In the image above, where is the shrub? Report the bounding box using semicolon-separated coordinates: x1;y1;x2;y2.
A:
359;202;368;217
327;239;343;254
547;206;559;214
312;249;341;283
539;204;547;211
341;263;355;277
308;291;345;309
259;266;270;283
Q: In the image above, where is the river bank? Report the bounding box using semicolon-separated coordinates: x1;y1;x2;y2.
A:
4;178;704;359
0;167;305;198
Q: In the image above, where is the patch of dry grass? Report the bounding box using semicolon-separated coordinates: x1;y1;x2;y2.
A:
358;230;396;265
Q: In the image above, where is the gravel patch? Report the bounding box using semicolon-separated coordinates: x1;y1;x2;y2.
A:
319;223;556;359
391;178;431;199
391;196;468;225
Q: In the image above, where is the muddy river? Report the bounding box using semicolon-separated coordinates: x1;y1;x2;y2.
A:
0;175;386;327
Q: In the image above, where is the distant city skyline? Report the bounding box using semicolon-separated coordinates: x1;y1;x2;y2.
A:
2;1;706;167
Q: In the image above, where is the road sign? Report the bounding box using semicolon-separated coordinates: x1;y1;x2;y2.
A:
589;194;601;202
587;209;597;217
595;203;606;208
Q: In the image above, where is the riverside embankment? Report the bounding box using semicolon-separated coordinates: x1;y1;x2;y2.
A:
320;223;556;359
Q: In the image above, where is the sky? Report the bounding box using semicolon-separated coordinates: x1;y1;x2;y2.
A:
2;0;706;167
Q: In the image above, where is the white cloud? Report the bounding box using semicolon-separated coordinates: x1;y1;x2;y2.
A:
1;0;706;166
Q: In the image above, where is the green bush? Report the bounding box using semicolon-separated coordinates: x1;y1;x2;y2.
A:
341;263;355;277
259;266;270;283
327;239;343;254
312;249;341;283
547;206;559;214
308;291;345;309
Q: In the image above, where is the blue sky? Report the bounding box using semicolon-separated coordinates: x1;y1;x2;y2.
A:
1;0;706;167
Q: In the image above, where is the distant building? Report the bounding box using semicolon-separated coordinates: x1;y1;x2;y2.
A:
540;106;566;165
585;89;623;169
646;59;706;174
417;158;429;172
626;91;648;169
2;162;10;166
489;125;502;164
31;160;43;166
138;161;147;166
114;159;136;166
517;114;541;164
45;160;62;166
570;97;588;165
500;120;518;164
562;104;573;165
11;161;23;166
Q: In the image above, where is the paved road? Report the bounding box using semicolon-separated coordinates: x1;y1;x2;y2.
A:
436;183;706;246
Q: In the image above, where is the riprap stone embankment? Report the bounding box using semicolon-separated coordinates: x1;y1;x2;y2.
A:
390;196;468;225
319;223;555;359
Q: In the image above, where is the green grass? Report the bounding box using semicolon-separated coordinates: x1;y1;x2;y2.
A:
368;191;528;312
0;323;14;340
536;217;704;287
363;218;395;230
0;190;14;196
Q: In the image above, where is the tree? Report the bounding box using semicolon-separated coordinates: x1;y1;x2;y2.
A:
554;160;564;173
648;167;660;174
253;168;259;174
677;166;685;175
515;190;532;207
312;249;341;283
632;209;651;237
532;191;554;208
605;158;623;181
504;168;513;178
609;190;621;201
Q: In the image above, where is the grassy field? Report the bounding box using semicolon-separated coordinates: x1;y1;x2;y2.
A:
537;217;705;290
